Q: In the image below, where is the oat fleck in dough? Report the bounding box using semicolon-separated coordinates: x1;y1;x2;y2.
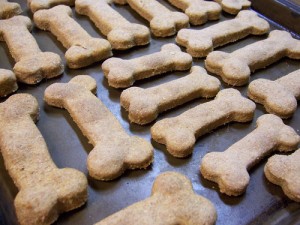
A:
201;114;300;196
265;149;300;202
0;94;88;225
44;75;154;180
214;0;251;14
95;172;217;225
0;0;22;19
27;0;75;13
0;69;18;97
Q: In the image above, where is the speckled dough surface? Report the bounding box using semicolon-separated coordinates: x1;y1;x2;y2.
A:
113;0;189;37
151;88;256;158
0;69;18;97
166;0;221;25
205;30;300;86
75;0;150;50
0;0;22;19
201;114;300;196
94;172;217;225
27;0;74;13
102;43;192;88
44;75;154;180
213;0;251;14
265;149;300;202
34;5;112;69
0;16;64;84
0;94;88;225
248;69;300;118
121;66;220;125
176;10;269;57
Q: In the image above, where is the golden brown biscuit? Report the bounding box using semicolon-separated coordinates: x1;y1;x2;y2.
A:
248;69;300;118
95;172;217;225
151;88;256;158
113;0;189;37
0;94;88;225
121;66;220;125
214;0;251;14
27;0;74;13
75;0;150;50
102;43;192;88
44;75;154;180
201;114;300;196
34;5;112;69
205;30;300;86
264;149;300;202
0;0;22;19
176;10;269;57
0;69;18;97
0;16;64;84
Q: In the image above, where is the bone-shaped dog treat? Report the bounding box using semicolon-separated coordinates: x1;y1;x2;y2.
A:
0;94;88;225
176;10;270;57
44;75;154;180
102;43;192;88
75;0;150;50
0;0;22;19
151;88;256;157
0;16;64;84
94;172;217;225
214;0;251;14
167;0;221;25
28;0;74;13
121;66;221;125
201;114;300;196
264;149;300;202
205;30;300;86
248;69;300;118
34;5;112;69
0;69;18;97
113;0;189;37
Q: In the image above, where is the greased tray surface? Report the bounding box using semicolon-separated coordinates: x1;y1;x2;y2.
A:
0;1;300;225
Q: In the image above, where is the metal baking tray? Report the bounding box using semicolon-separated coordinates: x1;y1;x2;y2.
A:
0;0;299;224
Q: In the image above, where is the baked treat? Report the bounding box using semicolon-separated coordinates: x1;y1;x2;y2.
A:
176;10;269;57
94;172;217;225
44;75;154;180
34;5;112;69
112;0;189;37
205;30;300;86
201;114;300;196
214;0;251;14
0;94;88;225
248;69;300;118
0;0;22;19
102;43;192;88
0;69;18;97
0;16;64;84
27;0;74;13
75;0;150;50
121;66;220;125
166;0;221;25
151;88;256;158
265;149;300;202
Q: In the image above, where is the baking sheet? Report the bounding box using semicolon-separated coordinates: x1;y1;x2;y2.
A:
0;1;300;225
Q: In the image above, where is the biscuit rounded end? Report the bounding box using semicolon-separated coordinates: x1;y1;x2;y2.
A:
0;69;18;97
70;75;97;94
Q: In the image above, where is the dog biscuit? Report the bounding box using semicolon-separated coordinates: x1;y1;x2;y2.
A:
201;114;300;196
95;172;217;225
27;0;74;13
75;0;150;50
151;88;256;158
44;75;154;180
0;69;18;97
176;10;269;57
121;66;220;125
0;94;88;225
166;0;221;25
248;69;300;118
113;0;189;37
0;16;64;84
205;30;300;86
264;149;300;202
214;0;251;14
0;0;22;19
34;5;112;69
102;43;192;88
